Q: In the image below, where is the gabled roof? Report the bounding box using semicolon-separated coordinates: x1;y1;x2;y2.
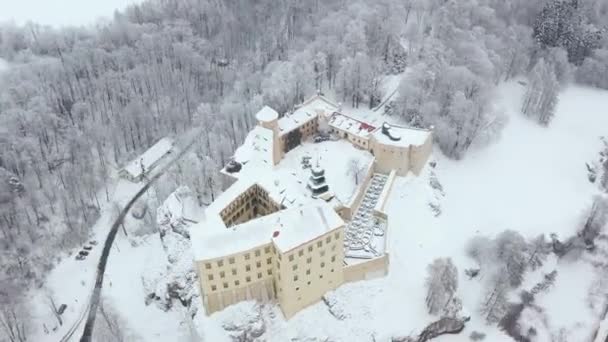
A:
278;96;338;136
328;112;376;139
191;202;344;260
122;137;174;178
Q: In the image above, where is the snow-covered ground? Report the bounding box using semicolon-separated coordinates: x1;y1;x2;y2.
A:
28;81;608;342
195;82;608;341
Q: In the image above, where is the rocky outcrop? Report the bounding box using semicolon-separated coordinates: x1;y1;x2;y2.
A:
142;186;200;313
392;317;468;342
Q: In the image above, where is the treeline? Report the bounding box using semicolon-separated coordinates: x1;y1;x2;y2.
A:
391;0;606;158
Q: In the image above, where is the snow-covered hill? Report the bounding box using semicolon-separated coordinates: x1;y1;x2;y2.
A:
27;81;608;342
194;81;608;341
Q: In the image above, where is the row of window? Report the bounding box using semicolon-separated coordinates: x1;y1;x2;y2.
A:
278;232;340;262
209;269;273;291
207;257;273;281
205;246;273;269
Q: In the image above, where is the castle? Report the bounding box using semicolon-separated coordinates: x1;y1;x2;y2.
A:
190;95;432;319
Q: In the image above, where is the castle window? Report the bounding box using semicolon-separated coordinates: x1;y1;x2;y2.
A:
307;257;311;264
298;250;304;257
294;275;298;281
220;271;225;278
296;287;300;291
246;265;251;272
208;274;213;281
244;253;250;260
335;232;340;239
326;236;331;243
331;244;336;251
308;246;313;252
265;246;271;254
232;268;237;275
317;241;322;248
211;285;217;291
306;269;310;275
235;280;240;286
255;250;261;257
217;260;224;267
267;269;272;276
289;255;294;262
256;261;261;268
258;272;262;279
331;255;336;262
320;250;326;257
321;262;325;268
205;263;211;269
229;257;235;264
267;258;272;265
292;264;297;271
223;282;228;289
246;276;251;282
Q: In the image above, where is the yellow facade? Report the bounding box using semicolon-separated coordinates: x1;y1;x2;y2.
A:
195;98;433;319
197;225;345;318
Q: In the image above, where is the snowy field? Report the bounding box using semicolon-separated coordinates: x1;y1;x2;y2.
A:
27;81;608;341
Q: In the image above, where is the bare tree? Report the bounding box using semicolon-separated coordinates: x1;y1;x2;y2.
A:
347;158;365;186
45;290;63;327
0;299;28;342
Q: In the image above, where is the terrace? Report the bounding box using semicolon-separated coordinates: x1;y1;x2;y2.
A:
344;173;389;264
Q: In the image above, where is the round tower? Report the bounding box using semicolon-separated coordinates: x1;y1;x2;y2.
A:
256;106;279;132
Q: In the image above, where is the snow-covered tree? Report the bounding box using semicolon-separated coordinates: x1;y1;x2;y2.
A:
495;230;529;288
347;158;366;186
425;258;459;315
576;49;608;89
480;272;510;324
533;0;603;65
521;58;559;126
526;234;551;270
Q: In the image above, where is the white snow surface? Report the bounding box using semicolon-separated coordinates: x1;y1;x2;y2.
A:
195;82;608;341
278;96;337;135
193;203;343;260
255;105;279;122
372;123;431;147
28;81;608;342
122;137;174;179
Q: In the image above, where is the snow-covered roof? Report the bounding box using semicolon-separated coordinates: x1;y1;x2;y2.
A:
371;122;430;148
122;137;174;178
231;126;274;167
191;202;344;260
328;113;376;139
255;106;279;122
278;96;337;136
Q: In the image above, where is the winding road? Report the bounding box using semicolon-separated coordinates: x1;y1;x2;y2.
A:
71;130;200;342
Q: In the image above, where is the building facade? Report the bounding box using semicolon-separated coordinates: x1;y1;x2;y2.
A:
194;94;433;319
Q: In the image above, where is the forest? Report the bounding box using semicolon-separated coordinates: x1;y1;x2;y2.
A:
0;0;607;339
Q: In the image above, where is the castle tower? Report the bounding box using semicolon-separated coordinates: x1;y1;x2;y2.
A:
307;166;329;197
255;106;282;166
